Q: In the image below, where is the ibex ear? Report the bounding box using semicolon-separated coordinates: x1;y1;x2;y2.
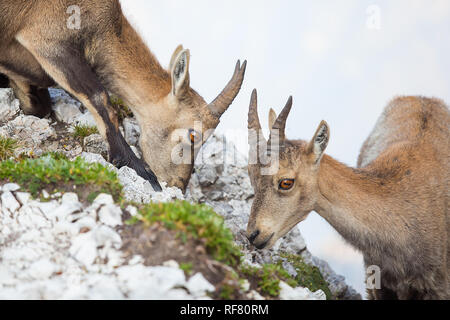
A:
170;48;190;97
307;121;330;164
169;45;184;70
268;108;277;130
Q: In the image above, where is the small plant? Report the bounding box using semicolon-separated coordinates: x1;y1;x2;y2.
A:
241;263;296;297
72;124;99;142
129;201;242;267
179;262;193;276
279;253;332;299
110;95;133;122
0;153;122;201
0;136;18;161
219;283;235;300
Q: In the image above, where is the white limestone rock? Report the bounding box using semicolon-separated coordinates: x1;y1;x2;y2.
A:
2;183;20;192
1;191;21;213
93;193;114;206
185;273;215;297
0;88;20;124
279;281;326;300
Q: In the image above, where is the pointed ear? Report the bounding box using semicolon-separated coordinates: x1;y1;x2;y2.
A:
307;121;330;164
169;45;184;70
171;48;190;97
268;108;277;131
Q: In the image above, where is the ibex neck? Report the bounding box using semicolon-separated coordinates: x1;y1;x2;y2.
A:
315;155;401;253
101;17;171;109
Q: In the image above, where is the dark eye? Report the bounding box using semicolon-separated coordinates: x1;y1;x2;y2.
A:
279;179;295;190
188;129;198;144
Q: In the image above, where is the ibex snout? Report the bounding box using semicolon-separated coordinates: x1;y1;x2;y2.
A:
246;228;275;250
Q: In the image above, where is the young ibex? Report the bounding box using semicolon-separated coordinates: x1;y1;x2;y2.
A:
0;0;246;192
246;90;449;299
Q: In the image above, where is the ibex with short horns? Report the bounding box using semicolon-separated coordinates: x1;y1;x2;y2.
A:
0;0;246;191
247;89;449;299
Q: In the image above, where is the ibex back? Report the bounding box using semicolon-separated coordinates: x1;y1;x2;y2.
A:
0;0;246;191
247;90;449;299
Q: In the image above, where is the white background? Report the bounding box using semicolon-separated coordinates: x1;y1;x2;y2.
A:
120;0;450;296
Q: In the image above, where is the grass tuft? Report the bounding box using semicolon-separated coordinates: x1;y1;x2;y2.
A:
279;253;332;299
72;125;99;142
110;95;133;122
0;136;18;161
240;263;296;297
129;201;242;267
179;262;193;276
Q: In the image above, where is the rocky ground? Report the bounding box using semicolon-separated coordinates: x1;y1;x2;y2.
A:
0;87;361;300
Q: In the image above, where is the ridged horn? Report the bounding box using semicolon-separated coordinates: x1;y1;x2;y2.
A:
248;89;266;165
268;96;293;151
209;60;247;117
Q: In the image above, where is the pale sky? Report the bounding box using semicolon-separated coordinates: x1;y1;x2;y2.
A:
120;0;450;296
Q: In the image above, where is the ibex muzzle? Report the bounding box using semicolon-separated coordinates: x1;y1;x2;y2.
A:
0;0;246;192
247;89;449;299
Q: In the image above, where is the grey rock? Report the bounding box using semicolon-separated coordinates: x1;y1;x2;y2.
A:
84;134;109;159
0;88;20;124
75;112;97;127
123;118;140;146
49;88;82;109
79;152;113;169
0;115;55;156
52;101;83;124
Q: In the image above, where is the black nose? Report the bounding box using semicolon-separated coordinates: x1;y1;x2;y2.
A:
248;230;260;244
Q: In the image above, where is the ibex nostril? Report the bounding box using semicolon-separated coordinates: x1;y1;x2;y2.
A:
248;230;260;244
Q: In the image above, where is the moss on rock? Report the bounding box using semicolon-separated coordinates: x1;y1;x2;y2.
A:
128;201;242;267
0;153;122;202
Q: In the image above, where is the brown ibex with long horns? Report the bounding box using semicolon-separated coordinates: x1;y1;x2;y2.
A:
246;90;449;299
0;0;246;191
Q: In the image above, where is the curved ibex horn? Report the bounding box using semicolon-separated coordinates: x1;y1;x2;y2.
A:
248;89;266;165
268;96;293;152
209;60;247;117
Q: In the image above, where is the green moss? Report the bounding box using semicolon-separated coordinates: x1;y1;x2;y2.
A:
241;263;296;297
0;136;18;161
72;125;99;142
279;253;332;299
179;262;193;276
0;153;122;202
219;283;235;300
129;201;242;267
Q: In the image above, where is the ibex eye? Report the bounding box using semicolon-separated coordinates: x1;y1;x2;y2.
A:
188;129;198;144
279;179;295;190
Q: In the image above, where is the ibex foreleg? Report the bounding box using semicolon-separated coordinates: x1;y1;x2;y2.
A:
18;39;162;191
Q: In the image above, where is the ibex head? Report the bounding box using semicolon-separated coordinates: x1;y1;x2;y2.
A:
246;89;330;249
138;45;246;191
